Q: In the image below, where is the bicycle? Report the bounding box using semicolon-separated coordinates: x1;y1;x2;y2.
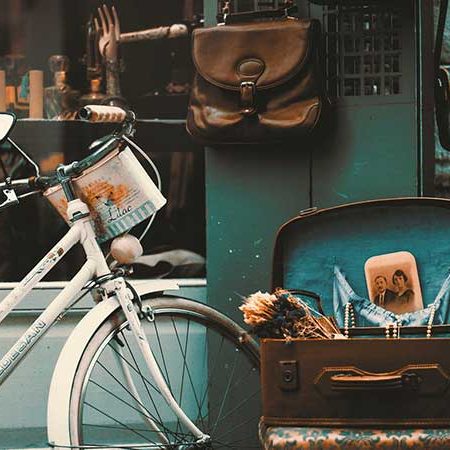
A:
0;106;260;449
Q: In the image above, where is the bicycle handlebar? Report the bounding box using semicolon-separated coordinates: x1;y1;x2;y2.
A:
0;105;137;203
0;176;56;192
78;105;135;123
0;178;34;191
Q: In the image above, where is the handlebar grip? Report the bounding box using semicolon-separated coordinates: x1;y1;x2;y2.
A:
78;105;132;123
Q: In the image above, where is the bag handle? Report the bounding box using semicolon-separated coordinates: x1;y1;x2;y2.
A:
330;373;412;391
315;364;448;396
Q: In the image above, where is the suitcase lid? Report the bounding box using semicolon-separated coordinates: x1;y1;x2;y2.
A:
272;197;450;317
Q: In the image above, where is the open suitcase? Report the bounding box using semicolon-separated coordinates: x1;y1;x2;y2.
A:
260;198;450;448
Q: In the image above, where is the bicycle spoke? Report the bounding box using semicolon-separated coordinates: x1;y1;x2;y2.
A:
83;422;165;434
84;401;156;444
197;334;226;423
206;369;259;427
120;329;167;435
213;389;259;428
215;413;259;441
172;317;186;438
71;300;260;449
171;316;208;437
209;438;259;450
107;339;161;396
151;318;172;391
210;348;239;436
88;378;168;435
170;317;204;425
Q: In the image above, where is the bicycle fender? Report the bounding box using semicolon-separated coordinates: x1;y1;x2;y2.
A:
47;279;179;449
128;278;179;297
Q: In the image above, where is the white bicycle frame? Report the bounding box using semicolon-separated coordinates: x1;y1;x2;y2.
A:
0;196;209;445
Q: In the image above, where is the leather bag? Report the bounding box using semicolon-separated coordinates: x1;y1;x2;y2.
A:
186;7;326;145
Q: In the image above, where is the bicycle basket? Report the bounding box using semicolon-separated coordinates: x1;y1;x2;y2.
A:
44;147;166;243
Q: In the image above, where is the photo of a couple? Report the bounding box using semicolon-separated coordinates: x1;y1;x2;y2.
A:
365;252;423;315
373;270;414;311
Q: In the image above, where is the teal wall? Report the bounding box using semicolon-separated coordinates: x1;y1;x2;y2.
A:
206;150;311;322
205;0;435;324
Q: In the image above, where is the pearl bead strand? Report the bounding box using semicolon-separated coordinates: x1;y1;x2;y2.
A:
426;302;436;339
344;302;355;338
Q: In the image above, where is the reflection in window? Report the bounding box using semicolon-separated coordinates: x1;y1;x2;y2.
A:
0;140;206;282
0;1;206;281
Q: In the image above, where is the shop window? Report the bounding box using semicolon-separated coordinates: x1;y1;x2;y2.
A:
0;0;205;282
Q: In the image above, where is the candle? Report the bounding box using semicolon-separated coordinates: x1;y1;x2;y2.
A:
0;71;5;112
29;70;44;118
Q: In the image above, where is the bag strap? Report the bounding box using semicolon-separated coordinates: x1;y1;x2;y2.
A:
435;0;450;151
435;0;449;78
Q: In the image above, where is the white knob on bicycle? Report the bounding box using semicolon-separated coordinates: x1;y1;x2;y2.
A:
110;234;143;264
78;105;130;123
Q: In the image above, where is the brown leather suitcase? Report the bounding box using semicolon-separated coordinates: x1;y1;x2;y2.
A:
262;338;450;427
262;198;450;427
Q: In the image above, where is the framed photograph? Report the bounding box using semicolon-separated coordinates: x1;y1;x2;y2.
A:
364;251;423;315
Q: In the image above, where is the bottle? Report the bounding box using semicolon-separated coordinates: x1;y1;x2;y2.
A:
79;78;106;106
44;55;79;119
4;54;29;117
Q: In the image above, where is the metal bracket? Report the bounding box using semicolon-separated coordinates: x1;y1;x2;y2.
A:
0;188;19;211
141;304;155;322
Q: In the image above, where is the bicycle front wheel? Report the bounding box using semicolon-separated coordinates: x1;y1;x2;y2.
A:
68;296;260;449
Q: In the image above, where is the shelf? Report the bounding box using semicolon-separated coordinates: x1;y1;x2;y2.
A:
10;118;202;158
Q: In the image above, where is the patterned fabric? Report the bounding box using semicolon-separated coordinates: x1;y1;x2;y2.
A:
259;423;450;450
333;266;450;327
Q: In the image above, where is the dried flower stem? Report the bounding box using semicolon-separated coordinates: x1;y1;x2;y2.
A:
240;289;340;339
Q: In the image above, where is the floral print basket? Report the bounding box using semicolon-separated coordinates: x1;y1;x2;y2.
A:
44;147;166;243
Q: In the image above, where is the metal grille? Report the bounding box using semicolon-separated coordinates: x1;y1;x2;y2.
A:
219;0;284;12
323;4;402;97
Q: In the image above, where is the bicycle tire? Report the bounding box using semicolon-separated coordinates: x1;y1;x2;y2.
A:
67;296;261;449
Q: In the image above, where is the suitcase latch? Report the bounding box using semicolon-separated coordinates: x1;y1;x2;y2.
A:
279;360;299;391
402;372;422;390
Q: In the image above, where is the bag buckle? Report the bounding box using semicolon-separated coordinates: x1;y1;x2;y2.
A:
240;81;256;116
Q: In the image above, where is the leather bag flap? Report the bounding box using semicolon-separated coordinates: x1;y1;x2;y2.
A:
192;19;318;91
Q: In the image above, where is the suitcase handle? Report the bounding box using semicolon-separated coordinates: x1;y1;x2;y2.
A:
330;372;421;392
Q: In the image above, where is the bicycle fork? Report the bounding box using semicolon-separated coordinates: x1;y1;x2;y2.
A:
113;278;211;445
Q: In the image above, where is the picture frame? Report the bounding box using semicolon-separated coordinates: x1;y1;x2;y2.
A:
364;251;423;315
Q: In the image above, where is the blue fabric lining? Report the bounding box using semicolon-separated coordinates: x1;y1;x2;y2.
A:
333;266;450;327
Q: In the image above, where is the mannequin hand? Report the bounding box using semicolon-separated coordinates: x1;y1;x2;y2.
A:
95;4;121;61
